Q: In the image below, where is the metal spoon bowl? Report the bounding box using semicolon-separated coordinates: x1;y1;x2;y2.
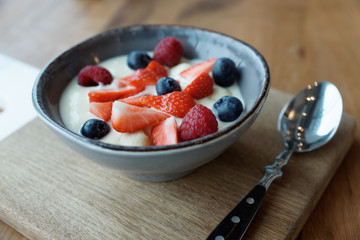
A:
207;81;343;240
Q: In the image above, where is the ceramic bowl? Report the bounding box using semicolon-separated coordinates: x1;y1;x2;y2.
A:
32;25;270;182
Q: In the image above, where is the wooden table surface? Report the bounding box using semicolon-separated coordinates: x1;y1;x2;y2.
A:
0;0;359;239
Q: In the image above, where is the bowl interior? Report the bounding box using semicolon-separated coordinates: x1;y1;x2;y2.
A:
33;25;270;151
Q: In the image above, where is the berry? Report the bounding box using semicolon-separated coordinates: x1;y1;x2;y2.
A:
80;119;110;139
128;68;161;88
212;96;244;122
179;104;218;141
89;101;113;121
183;72;213;99
78;65;113;86
127;51;152;70
212;58;239;87
113;77;129;87
118;62;167;88
141;91;196;118
151;117;179;146
119;96;148;107
153;37;183;67
146;60;168;78
111;101;170;133
180;58;218;80
88;87;144;102
156;77;181;95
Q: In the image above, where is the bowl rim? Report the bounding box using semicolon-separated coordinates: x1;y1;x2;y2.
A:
32;24;271;152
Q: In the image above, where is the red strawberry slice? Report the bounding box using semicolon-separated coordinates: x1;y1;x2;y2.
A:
119;96;148;107
128;68;160;88
88;87;144;102
142;125;153;138
111;101;170;133
113;76;132;87
89;101;113;121
180;58;218;80
141;91;196;118
151;117;179;146
183;72;214;99
146;60;168;78
153;37;183;67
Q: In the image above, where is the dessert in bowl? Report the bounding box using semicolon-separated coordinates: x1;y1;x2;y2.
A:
32;25;270;181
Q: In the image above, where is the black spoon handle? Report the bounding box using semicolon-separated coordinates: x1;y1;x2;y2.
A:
206;184;266;240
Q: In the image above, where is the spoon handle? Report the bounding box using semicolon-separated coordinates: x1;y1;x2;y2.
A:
206;184;266;240
206;149;294;240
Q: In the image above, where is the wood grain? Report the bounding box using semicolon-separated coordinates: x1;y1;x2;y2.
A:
0;89;355;240
0;0;359;239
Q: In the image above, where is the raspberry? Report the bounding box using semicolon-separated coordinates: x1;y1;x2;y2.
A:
153;37;183;67
78;65;113;86
179;104;218;141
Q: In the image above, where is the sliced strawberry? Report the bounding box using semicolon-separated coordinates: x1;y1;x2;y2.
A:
143;125;153;138
89;101;113;121
179;58;218;80
141;91;196;118
183;72;214;99
111;101;170;133
88;87;144;102
119;96;148;107
128;68;160;88
113;76;132;87
146;60;168;78
151;117;179;146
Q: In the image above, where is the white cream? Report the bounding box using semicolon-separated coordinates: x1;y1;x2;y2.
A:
59;55;244;146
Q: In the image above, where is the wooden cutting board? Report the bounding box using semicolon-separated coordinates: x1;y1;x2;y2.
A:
0;88;356;240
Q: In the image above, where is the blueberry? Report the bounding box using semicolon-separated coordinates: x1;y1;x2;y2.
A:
212;96;244;122
127;51;152;70
80;119;110;139
156;77;181;95
212;58;239;87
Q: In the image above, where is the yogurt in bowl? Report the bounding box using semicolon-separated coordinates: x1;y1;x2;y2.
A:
59;50;246;147
32;25;270;181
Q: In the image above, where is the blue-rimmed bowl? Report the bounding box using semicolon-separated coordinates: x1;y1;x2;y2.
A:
32;25;270;181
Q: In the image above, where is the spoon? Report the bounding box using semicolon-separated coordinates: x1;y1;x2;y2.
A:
206;81;343;240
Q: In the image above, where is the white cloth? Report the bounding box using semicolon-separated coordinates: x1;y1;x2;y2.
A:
0;54;39;141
